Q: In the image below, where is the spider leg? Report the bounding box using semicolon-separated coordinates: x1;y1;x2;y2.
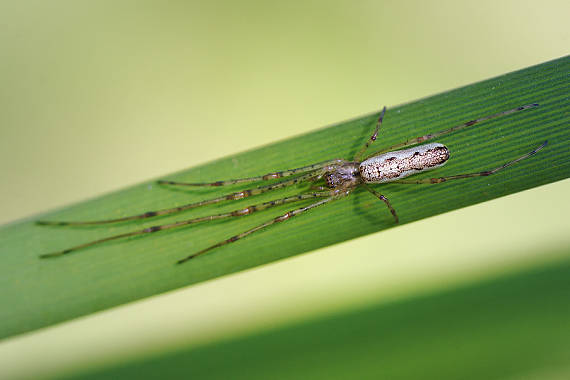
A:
361;183;398;223
354;106;386;162
391;141;547;184
39;191;334;258
366;103;539;158
158;159;345;187
37;172;318;226
177;191;350;264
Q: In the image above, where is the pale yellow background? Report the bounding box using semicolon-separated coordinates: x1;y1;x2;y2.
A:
0;1;568;378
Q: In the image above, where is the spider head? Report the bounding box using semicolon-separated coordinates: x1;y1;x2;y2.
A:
324;163;360;189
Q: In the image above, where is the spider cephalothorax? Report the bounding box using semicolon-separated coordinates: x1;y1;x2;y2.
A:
324;162;361;189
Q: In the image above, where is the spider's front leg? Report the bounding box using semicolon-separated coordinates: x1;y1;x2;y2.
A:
177;189;353;264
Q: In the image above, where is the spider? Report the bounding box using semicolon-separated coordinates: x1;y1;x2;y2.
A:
38;103;546;264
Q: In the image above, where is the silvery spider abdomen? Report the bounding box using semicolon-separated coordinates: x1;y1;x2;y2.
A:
360;143;450;183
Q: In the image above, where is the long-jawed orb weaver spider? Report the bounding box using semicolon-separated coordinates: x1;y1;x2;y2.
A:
38;103;546;264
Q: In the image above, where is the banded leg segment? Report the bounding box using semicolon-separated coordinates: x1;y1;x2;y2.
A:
158;159;345;187
391;141;547;184
354;106;386;162
39;192;334;258
362;184;398;223
37;172;318;226
177;192;350;264
366;103;539;159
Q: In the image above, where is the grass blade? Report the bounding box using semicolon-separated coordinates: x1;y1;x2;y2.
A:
0;56;568;339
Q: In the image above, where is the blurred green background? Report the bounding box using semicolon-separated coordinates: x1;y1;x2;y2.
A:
0;1;568;379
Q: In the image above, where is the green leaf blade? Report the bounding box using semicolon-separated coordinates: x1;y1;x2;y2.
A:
0;56;568;339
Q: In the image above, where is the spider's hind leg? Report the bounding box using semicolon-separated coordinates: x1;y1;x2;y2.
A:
369;103;539;158
391;141;547;184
